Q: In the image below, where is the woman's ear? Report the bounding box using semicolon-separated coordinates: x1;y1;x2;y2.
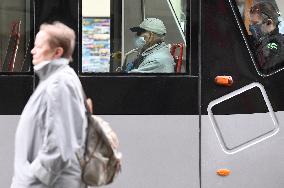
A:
54;47;64;58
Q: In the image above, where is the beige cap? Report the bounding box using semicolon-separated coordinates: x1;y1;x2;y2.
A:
130;18;167;35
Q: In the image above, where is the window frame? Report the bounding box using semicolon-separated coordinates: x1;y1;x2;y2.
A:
79;0;196;77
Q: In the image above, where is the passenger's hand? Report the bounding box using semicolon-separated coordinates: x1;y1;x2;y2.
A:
116;67;122;72
112;51;122;62
86;98;93;114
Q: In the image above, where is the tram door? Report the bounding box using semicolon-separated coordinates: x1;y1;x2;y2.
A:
1;0;201;187
201;0;284;188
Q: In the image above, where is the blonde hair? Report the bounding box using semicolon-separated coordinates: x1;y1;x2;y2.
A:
40;21;75;59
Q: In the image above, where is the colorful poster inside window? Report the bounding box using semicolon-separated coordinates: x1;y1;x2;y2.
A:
82;17;110;72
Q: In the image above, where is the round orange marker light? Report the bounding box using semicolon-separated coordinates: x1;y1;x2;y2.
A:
216;168;231;176
215;76;233;86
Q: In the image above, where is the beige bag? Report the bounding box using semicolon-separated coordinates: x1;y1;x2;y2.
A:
78;115;122;186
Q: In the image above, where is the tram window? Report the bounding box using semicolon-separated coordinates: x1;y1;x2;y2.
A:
236;0;284;75
0;0;31;72
81;0;189;74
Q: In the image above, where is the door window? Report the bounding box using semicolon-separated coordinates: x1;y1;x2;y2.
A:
236;0;284;75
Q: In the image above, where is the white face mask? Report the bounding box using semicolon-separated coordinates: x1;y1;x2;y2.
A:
134;36;146;49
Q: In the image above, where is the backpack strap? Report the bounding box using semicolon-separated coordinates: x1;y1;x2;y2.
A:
75;87;92;166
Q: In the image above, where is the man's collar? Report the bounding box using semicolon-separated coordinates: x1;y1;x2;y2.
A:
33;60;51;71
34;58;69;81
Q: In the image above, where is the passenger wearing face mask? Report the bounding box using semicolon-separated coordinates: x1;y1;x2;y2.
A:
249;2;284;74
125;18;175;73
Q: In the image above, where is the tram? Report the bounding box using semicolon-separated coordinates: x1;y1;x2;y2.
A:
1;0;284;187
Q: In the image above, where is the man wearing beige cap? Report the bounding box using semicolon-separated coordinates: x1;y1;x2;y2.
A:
126;18;175;73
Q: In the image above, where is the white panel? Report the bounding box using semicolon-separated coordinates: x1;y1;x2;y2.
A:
0;115;199;188
202;111;284;188
0;115;20;187
82;0;110;17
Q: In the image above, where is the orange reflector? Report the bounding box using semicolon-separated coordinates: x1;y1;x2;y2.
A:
217;169;231;176
215;76;233;86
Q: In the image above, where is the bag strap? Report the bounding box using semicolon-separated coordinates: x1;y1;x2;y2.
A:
75;87;92;167
80;86;92;115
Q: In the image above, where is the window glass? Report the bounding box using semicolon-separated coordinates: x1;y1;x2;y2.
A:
236;0;284;75
168;0;187;35
0;0;31;72
82;0;188;74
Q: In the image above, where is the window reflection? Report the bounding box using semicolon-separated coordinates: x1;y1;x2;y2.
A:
0;0;31;72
